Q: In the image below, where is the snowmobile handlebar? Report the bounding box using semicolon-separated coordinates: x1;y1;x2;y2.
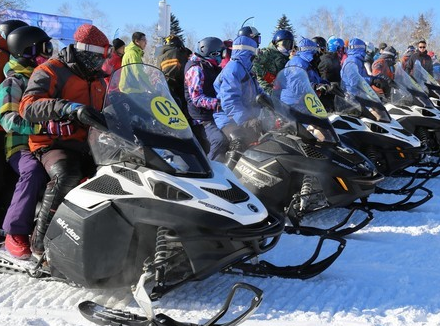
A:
256;93;274;110
76;105;108;131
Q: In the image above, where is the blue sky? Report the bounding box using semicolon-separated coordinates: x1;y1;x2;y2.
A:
27;0;438;46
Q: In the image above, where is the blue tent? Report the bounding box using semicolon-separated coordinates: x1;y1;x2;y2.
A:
1;9;92;48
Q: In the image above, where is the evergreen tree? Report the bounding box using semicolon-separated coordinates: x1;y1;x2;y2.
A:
170;13;185;44
274;14;295;39
410;14;432;44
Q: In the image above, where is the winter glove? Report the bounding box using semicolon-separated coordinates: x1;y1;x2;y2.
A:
328;82;345;97
60;102;87;119
372;76;389;90
46;120;76;136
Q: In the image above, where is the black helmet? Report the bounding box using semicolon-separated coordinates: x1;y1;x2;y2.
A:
198;37;224;57
237;26;261;45
312;36;327;51
381;46;397;61
7;26;52;59
0;19;28;40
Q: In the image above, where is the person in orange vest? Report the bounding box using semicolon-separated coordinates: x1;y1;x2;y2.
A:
19;23;110;257
371;46;397;98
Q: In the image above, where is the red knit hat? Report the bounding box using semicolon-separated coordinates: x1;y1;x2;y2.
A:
74;24;109;48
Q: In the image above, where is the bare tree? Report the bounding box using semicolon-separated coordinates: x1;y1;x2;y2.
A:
297;6;439;54
222;22;240;41
0;0;27;20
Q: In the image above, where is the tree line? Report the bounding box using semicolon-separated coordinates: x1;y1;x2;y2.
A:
1;0;438;65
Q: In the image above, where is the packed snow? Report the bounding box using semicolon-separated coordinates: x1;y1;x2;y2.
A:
1;175;440;326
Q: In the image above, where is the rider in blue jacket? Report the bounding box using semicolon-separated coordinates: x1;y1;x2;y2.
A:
286;37;329;89
340;38;387;94
213;26;265;168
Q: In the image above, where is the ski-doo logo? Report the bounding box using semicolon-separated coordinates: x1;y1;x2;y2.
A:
247;204;259;213
56;218;81;243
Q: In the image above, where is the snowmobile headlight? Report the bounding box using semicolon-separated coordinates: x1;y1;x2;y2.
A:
304;124;338;143
153;148;190;172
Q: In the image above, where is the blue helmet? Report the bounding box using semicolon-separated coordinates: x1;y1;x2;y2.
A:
327;36;344;52
237;26;261;45
272;29;294;45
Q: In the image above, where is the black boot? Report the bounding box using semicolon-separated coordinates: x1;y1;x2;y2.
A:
30;156;84;256
31;181;58;256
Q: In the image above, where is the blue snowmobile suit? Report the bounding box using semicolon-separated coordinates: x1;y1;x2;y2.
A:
341;45;373;95
286;50;327;89
213;35;264;130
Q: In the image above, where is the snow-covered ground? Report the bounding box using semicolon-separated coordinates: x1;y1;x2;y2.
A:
1;175;440;326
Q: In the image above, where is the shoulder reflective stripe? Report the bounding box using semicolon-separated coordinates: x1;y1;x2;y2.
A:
232;44;257;54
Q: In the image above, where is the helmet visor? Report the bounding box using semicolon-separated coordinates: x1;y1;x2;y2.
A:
277;39;293;51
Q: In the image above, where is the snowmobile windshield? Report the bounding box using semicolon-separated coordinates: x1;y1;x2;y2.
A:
271;66;340;144
391;63;434;108
338;63;391;123
88;63;212;177
412;60;440;93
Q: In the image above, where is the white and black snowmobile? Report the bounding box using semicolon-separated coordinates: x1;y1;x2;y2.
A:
325;64;432;210
230;66;383;237
411;60;440;107
0;63;345;326
383;63;440;162
329;63;424;176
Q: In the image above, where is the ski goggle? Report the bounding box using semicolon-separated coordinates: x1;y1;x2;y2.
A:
75;42;113;59
23;40;53;58
208;50;223;58
41;41;53;56
276;40;293;51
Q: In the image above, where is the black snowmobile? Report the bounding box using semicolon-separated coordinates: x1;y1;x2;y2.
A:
230;66;383;237
0;63;346;326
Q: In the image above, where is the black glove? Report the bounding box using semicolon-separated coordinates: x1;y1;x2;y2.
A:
315;83;331;94
372;76;389;90
328;82;345;97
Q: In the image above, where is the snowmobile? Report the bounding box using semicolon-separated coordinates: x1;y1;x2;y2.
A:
230;66;383;237
383;62;440;159
326;63;433;210
411;60;440;107
328;62;425;177
0;63;346;326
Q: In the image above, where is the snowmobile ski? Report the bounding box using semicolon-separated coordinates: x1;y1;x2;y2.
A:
78;282;263;326
226;234;346;280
